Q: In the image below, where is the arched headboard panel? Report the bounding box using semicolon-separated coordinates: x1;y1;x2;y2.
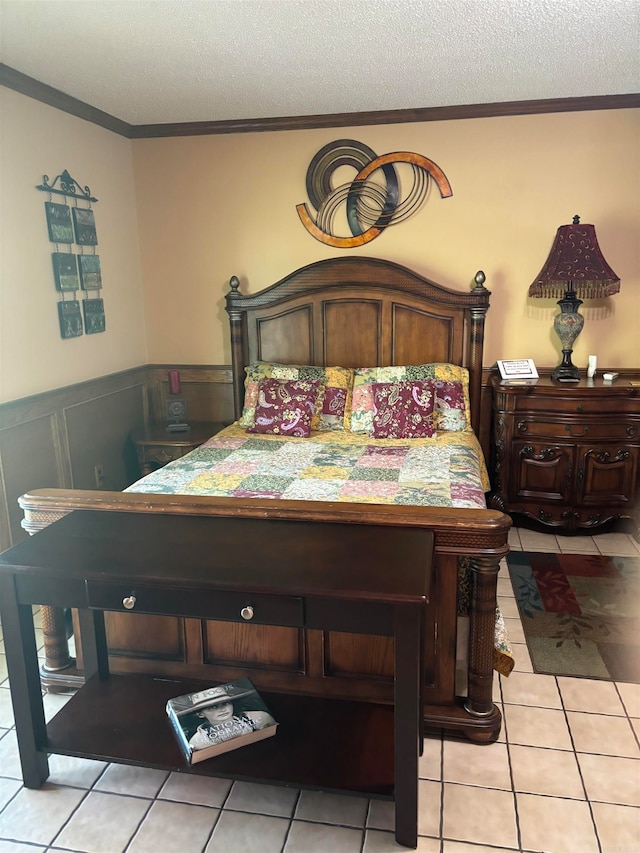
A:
226;257;490;432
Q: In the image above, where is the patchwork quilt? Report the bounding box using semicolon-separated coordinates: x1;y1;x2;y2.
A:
127;422;490;507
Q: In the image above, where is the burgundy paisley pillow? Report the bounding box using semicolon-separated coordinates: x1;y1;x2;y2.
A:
247;378;323;438
371;380;436;439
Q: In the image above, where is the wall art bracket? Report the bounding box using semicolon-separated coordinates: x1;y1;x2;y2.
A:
36;170;98;203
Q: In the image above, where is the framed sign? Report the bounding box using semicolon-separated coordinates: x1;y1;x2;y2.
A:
78;254;102;290
44;202;74;244
52;252;79;291
57;300;83;339
82;298;106;334
497;359;539;381
72;207;98;245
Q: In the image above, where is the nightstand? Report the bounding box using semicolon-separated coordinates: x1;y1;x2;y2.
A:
489;375;640;533
132;421;225;476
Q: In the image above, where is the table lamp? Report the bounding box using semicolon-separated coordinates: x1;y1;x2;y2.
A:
528;215;620;382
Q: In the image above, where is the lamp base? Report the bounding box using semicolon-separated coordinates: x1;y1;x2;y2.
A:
551;292;584;383
552;347;581;382
552;363;581;382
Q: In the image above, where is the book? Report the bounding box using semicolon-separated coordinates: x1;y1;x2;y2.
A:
166;677;278;765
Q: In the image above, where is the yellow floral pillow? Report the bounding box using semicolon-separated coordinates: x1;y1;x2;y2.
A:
350;363;471;434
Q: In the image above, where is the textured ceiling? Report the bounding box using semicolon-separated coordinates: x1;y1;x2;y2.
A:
1;0;639;125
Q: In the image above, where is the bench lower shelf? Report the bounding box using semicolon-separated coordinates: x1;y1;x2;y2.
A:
45;674;396;798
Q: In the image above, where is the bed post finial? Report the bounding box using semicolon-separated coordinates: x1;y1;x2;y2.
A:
226;275;245;421
468;271;490;433
472;270;487;292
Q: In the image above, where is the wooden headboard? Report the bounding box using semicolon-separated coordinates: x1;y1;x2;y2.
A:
226;257;490;432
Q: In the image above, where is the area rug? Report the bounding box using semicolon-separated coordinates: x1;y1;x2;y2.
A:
506;551;640;683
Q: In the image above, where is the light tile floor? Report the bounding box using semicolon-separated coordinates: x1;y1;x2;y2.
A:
1;526;639;852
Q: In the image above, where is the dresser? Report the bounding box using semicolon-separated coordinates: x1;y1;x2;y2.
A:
490;375;640;533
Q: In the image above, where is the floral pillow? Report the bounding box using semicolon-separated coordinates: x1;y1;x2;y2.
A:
350;363;471;433
241;362;353;431
434;380;467;431
371;380;436;439
247;378;323;438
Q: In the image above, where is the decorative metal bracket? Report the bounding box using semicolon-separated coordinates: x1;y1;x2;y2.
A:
36;170;98;203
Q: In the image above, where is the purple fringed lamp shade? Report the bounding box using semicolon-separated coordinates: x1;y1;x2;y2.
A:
528;215;620;300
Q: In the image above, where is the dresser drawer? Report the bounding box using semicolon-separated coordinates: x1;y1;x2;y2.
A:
514;418;639;441
514;394;640;415
85;581;304;627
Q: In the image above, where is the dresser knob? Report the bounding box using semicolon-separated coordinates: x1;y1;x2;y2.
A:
240;605;254;621
122;595;136;610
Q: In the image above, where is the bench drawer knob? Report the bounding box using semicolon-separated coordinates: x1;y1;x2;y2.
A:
241;605;254;621
122;595;136;610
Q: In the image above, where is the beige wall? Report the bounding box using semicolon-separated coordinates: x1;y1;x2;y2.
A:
2;90;638;410
0;88;147;403
133;109;640;371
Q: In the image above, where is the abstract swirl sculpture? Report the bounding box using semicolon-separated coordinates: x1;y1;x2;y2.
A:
296;139;453;247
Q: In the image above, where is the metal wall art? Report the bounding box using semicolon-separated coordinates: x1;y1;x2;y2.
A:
37;170;105;339
296;139;453;247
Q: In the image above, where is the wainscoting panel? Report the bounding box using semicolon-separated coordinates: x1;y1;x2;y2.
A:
0;364;235;553
0;412;67;548
146;366;235;425
65;383;146;491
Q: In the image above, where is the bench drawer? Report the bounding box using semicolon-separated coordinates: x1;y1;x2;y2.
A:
85;581;304;627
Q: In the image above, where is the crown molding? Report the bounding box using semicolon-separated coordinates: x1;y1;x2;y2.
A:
2;64;639;140
0;64;131;137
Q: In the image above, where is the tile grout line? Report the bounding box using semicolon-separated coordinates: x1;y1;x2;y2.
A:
555;674;604;853
279;787;301;853
39;784;92;852
195;783;221;853
122;792;172;853
498;671;525;853
614;682;640;750
360;798;372;853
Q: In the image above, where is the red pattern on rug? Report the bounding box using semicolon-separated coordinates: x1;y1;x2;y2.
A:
507;551;640;683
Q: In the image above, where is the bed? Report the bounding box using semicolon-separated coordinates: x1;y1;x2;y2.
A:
19;256;512;743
